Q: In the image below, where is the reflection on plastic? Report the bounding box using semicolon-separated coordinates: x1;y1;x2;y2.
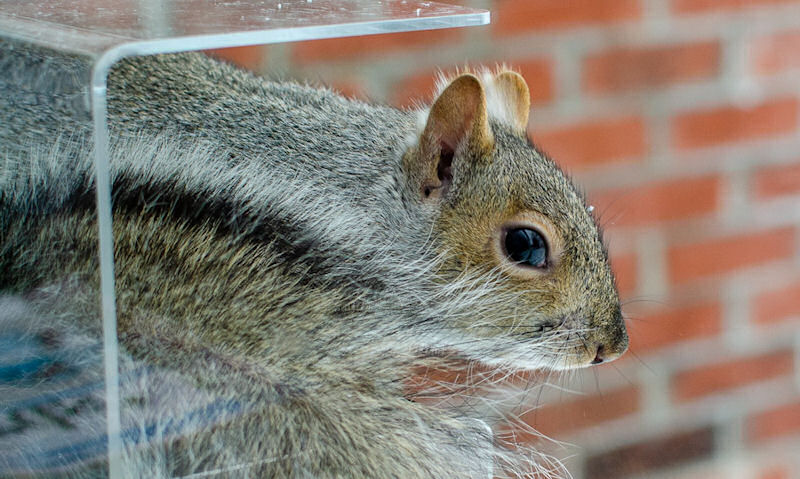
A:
0;296;253;475
0;0;488;56
0;2;489;477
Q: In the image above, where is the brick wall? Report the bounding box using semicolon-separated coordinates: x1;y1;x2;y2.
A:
212;1;800;477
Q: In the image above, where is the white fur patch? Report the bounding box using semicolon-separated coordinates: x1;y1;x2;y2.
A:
416;66;526;134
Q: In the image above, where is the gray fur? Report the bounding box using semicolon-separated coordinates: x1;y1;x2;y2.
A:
0;38;625;478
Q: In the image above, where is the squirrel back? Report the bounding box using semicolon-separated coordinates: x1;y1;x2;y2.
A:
0;41;627;478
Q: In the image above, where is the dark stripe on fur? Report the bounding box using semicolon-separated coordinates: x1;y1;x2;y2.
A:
0;170;387;296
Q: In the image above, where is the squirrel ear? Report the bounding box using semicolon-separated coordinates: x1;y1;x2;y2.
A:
492;71;530;135
413;74;494;200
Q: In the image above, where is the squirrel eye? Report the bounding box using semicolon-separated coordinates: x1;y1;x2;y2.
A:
504;228;548;268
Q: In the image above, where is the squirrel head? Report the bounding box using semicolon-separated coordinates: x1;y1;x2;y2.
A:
403;69;628;371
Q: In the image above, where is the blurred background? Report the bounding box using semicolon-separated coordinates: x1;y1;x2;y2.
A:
209;1;800;477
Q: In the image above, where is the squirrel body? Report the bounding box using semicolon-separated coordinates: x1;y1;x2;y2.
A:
0;40;627;478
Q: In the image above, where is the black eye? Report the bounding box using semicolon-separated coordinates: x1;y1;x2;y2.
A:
504;228;548;268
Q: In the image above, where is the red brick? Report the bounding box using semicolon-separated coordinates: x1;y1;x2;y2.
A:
291;29;464;64
628;303;722;353
759;466;790;479
672;350;795;401
748;401;800;442
391;59;554;109
405;360;504;400
753;280;800;324
673;0;800;14
532;116;647;170
753;162;800;199
205;46;266;71
517;59;556;106
517;386;640;438
589;175;720;227
753;30;800;75
328;79;370;102
493;0;642;35
392;71;439;108
586;427;715;478
673;98;799;150
668;228;796;284
610;253;637;298
584;41;720;94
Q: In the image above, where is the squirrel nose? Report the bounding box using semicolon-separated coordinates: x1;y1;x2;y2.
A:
591;344;606;365
590;310;630;365
590;342;625;365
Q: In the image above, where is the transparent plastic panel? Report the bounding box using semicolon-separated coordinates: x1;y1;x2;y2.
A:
0;0;489;56
0;1;489;477
0;39;107;476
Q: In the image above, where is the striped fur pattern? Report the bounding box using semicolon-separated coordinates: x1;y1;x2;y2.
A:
0;39;626;478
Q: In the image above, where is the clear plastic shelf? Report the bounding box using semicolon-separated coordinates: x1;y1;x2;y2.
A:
0;2;489;476
0;1;489;57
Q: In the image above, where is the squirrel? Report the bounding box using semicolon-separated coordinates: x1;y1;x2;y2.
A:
0;39;628;478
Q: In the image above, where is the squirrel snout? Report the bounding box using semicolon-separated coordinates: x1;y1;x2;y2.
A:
590;340;626;365
591;320;629;365
590;345;607;365
586;307;629;366
590;343;620;364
